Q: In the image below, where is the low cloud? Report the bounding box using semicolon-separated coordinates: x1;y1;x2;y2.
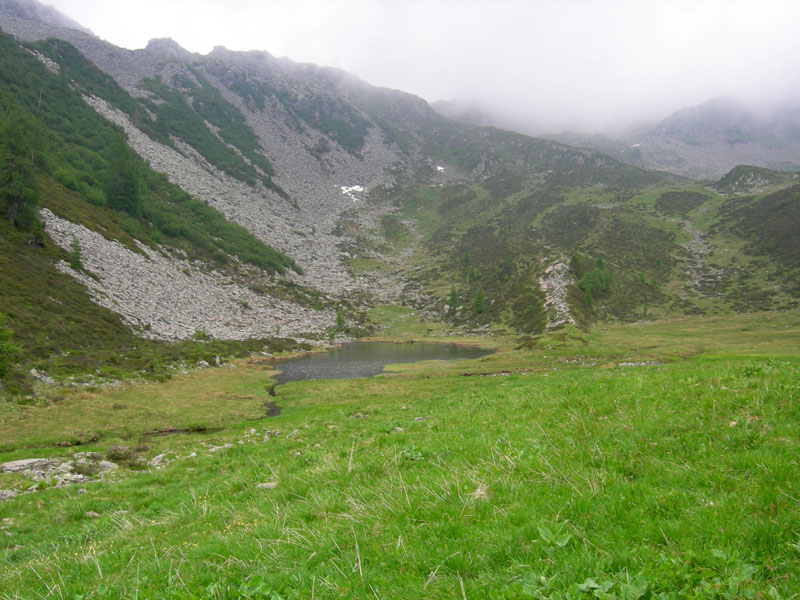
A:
50;0;800;131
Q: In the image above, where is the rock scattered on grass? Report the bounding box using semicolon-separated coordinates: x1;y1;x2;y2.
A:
618;361;663;367
147;454;170;469
207;444;234;453
255;482;279;490
0;456;118;500
263;430;281;441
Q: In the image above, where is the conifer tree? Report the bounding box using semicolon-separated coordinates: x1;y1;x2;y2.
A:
0;106;43;229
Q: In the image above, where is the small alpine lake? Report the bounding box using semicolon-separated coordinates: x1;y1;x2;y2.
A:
269;341;492;392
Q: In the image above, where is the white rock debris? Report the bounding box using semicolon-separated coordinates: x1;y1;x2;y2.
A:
41;209;334;340
539;259;576;329
25;47;59;73
80;94;404;301
0;455;119;500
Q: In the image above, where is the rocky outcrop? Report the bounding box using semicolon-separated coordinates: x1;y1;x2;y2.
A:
0;454;118;501
680;220;723;298
539;259;575;329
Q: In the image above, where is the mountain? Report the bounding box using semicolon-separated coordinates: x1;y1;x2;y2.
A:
436;96;800;180
1;2;799;393
550;98;800;180
631;98;800;178
0;0;92;34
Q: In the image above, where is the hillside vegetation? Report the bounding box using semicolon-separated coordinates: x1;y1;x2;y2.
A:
0;7;799;599
0;31;297;274
0;30;307;393
355;164;799;334
0;17;798;394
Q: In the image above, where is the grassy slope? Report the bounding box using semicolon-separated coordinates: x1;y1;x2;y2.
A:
356;165;799;331
1;312;798;598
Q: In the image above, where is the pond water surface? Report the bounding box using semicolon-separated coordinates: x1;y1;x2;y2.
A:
269;341;492;393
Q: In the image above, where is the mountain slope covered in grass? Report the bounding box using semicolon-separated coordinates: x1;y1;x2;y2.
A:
0;2;799;394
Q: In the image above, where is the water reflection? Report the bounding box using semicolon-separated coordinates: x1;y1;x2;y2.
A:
269;341;491;393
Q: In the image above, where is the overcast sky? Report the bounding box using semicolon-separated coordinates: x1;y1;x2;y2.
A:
43;0;800;132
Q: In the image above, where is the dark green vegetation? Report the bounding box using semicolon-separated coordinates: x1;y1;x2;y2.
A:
26;37;285;196
140;71;286;196
1;313;798;598
573;254;611;308
359;159;799;331
655;191;710;216
0;31;307;395
716;185;800;271
0;31;296;274
28;37;160;141
0;314;18;377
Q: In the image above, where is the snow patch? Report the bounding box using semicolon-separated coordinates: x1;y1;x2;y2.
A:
340;185;364;202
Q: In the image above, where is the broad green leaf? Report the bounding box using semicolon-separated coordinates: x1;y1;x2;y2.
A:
556;533;572;547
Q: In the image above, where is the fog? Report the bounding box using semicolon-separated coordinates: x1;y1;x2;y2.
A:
44;0;800;132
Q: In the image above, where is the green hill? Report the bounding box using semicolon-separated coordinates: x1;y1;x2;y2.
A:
0;23;799;391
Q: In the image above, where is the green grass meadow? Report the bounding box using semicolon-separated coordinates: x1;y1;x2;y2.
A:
1;313;799;599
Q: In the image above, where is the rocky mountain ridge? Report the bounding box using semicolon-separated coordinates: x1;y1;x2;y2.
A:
0;7;424;339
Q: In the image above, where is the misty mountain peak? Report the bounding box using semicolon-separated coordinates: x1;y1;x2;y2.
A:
144;37;192;58
658;96;758;135
0;0;94;35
